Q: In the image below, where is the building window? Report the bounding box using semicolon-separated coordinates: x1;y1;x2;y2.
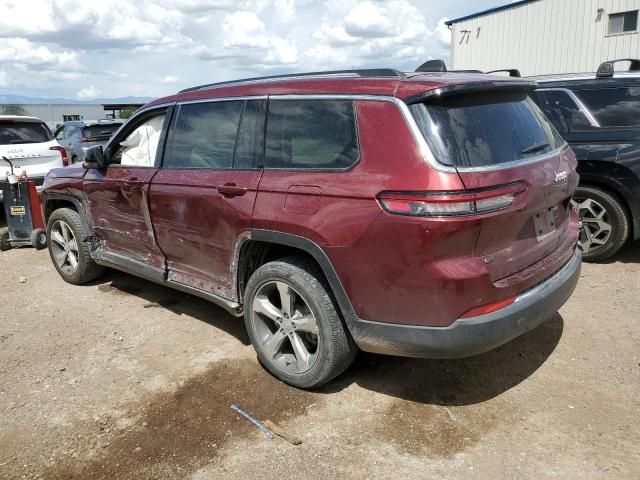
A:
62;114;82;121
608;10;638;34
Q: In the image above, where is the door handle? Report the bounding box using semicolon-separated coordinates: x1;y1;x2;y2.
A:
217;183;247;197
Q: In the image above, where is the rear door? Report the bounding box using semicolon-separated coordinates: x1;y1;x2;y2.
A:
83;107;170;273
410;87;578;281
149;99;265;300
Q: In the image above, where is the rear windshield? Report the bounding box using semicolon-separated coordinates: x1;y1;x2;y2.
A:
0;121;53;144
410;90;566;168
83;124;120;139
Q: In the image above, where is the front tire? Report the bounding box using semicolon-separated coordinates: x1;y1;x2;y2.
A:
244;256;357;388
572;186;629;262
46;208;105;284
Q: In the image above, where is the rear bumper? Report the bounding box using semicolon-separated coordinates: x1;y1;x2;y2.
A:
349;249;581;358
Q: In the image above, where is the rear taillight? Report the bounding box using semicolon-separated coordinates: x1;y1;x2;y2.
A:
49;146;69;167
459;295;517;318
377;183;527;217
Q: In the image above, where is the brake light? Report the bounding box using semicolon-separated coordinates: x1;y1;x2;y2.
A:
377;183;526;217
49;146;69;167
459;295;516;318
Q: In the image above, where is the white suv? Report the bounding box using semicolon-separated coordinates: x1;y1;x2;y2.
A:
1;115;66;201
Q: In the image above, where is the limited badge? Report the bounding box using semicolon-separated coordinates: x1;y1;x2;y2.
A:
10;205;26;216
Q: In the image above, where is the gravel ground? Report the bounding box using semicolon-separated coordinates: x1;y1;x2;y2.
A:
1;211;639;479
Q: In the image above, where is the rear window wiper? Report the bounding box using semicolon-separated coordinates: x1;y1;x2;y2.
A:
520;141;549;156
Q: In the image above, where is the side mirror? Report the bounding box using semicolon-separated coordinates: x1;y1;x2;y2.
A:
83;145;108;169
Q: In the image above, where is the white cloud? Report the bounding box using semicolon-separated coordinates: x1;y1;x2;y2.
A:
0;70;8;88
0;0;475;99
436;17;451;47
77;85;100;99
0;38;79;69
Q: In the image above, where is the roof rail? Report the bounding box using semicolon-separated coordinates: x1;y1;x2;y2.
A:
415;59;447;73
179;69;403;93
487;69;522;78
596;59;640;78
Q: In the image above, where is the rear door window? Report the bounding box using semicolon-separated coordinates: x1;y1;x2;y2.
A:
410;90;565;168
574;87;640;128
165;101;243;169
0;121;52;144
234;100;266;169
265;100;359;169
545;90;594;131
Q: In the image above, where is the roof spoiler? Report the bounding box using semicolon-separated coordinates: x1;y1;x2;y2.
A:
596;59;640;78
404;80;538;105
487;69;522;78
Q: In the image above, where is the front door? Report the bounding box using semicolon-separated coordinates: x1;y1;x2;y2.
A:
83;107;171;273
149;99;265;300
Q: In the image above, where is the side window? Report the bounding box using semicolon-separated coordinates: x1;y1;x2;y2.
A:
265;100;359;169
165;101;243;169
112;113;166;167
531;91;568;134
234;100;266;169
547;91;593;132
574;87;640;128
64;125;79;138
54;127;64;140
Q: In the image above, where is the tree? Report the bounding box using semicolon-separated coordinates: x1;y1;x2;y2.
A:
119;107;138;119
1;104;27;116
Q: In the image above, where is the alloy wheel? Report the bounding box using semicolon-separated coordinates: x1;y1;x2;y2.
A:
250;281;320;374
50;220;80;275
571;197;612;253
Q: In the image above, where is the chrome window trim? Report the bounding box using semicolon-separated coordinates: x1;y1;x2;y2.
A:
176;95;268;106
146;93;568;175
537;87;600;127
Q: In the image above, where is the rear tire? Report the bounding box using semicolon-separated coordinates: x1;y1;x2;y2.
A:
244;255;357;389
572;186;629;262
30;228;47;250
0;228;11;251
46;208;105;284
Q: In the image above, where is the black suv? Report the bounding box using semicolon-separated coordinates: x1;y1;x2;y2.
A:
530;59;640;261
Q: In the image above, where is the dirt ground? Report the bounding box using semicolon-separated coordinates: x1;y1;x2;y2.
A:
1;212;639;479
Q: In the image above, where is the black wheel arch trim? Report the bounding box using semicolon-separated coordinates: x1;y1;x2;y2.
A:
249;230;359;329
41;192;92;236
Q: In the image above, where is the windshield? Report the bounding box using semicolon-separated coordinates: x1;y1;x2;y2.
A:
410;90;566;168
0;121;53;145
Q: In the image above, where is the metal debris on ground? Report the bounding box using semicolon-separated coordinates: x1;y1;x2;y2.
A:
263;420;303;445
230;404;274;439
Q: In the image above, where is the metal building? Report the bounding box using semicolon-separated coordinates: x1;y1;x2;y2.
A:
0;103;144;130
447;0;640;76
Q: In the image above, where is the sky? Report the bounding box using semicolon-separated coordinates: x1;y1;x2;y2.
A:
0;0;505;100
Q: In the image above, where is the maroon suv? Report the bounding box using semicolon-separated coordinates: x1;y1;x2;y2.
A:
41;69;581;388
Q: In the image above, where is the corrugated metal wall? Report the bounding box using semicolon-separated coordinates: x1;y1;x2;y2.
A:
451;0;640;75
17;104;105;129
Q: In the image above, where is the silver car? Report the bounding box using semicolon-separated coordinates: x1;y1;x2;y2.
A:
54;120;123;164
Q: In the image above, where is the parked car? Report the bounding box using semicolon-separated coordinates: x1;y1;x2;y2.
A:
53;120;123;164
40;69;581;388
528;59;640;261
1;115;66;202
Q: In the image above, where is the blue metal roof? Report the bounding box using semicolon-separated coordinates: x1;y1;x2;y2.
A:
445;0;540;25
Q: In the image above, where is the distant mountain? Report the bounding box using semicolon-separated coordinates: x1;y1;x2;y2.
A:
0;94;154;105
